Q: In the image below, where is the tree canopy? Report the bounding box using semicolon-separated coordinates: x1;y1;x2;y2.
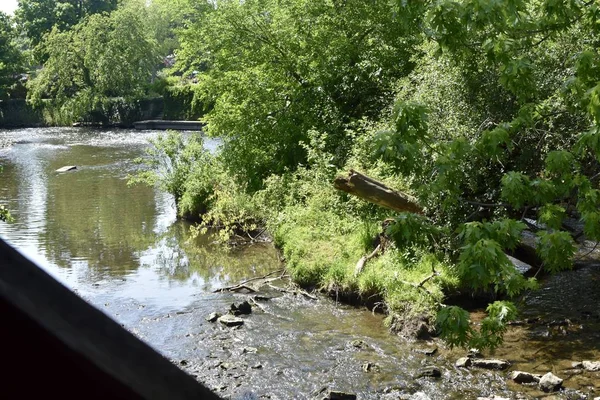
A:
0;12;23;99
26;0;158;122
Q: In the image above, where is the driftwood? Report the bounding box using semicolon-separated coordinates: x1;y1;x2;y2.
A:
334;170;423;214
213;269;286;293
354;244;382;277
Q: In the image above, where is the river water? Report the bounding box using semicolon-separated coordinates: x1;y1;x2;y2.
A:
0;128;598;399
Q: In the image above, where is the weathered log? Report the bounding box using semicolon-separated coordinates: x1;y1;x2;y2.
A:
334;170;423;214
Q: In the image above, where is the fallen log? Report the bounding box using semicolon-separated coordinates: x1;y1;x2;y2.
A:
333;170;423;214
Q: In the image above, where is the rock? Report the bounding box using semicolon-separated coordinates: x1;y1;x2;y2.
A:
362;362;380;373
477;397;509;400
230;301;252;315
471;359;511;370
348;339;368;349
467;348;483;358
571;361;583;368
416;366;441;378
218;314;244;327
56;165;77;172
206;312;221;322
411;392;431;400
251;363;263;369
582;361;600;371
510;370;542;384
312;388;357;400
455;357;472;368
414;347;438;356
538;372;563;392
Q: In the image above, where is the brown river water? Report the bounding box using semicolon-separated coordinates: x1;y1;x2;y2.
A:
0;128;598;399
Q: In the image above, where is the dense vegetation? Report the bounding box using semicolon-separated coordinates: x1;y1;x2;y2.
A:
6;0;600;350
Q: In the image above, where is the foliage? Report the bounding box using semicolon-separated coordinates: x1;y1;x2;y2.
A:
16;0;118;49
175;0;422;189
0;12;23;99
26;0;158;124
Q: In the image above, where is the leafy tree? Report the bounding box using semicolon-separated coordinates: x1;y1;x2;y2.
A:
176;0;422;189
26;0;158;123
0;12;23;99
16;0;118;48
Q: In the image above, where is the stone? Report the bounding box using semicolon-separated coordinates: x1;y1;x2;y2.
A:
56;165;77;172
411;392;431;400
230;301;252;315
348;339;368;349
571;361;583;368
414;347;438;356
477;397;509;400
218;314;244;327
471;359;511;370
312;388;357;400
538;372;563;392
583;361;600;371
206;312;221;322
510;370;542;384
362;362;380;373
467;348;483;358
416;366;442;378
455;357;472;368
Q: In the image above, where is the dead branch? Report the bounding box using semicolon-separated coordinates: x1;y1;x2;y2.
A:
213;269;285;293
354;244;382;277
334;170;423;214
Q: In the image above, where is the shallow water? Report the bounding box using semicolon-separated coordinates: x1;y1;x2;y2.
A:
1;128;597;399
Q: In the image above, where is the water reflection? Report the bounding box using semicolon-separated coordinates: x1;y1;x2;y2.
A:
0;128;279;307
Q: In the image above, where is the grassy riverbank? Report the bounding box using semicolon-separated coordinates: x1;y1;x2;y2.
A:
132;131;460;337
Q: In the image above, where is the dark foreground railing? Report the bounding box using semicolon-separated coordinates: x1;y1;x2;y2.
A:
0;238;221;399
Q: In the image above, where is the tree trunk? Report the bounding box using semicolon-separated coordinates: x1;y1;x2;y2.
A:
333;169;423;214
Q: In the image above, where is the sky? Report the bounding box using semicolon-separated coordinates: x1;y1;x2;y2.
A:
0;0;18;15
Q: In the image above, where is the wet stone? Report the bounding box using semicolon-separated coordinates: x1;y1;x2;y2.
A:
414;347;438;356
539;372;563;392
455;357;472;368
510;370;542;384
348;339;369;349
361;362;380;373
416;366;441;378
206;312;221;322
231;301;252;316
218;314;244;327
582;361;600;371
471;359;511;370
313;388;357;400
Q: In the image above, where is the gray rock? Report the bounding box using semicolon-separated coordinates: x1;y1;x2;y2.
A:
230;301;252;315
582;360;600;371
411;392;431;400
510;370;542;384
414;347;438;356
312;388;357;400
471;358;511;370
538;372;563;392
362;362;380;373
467;348;483;358
455;357;472;368
571;361;583;368
416;366;441;378
218;314;244;327
56;165;77;172
206;312;221;322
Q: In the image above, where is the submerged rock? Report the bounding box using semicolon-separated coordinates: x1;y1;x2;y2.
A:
414;347;438;356
361;362;380;373
538;372;563;392
348;339;369;349
582;360;600;371
218;314;244;327
416;366;441;378
510;370;542;384
471;359;511;370
206;312;221;322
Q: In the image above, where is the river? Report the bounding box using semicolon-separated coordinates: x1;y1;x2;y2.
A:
0;127;598;399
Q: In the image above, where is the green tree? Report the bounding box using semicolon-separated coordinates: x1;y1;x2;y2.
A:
16;0;118;48
0;12;23;99
176;0;422;189
26;0;158;123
